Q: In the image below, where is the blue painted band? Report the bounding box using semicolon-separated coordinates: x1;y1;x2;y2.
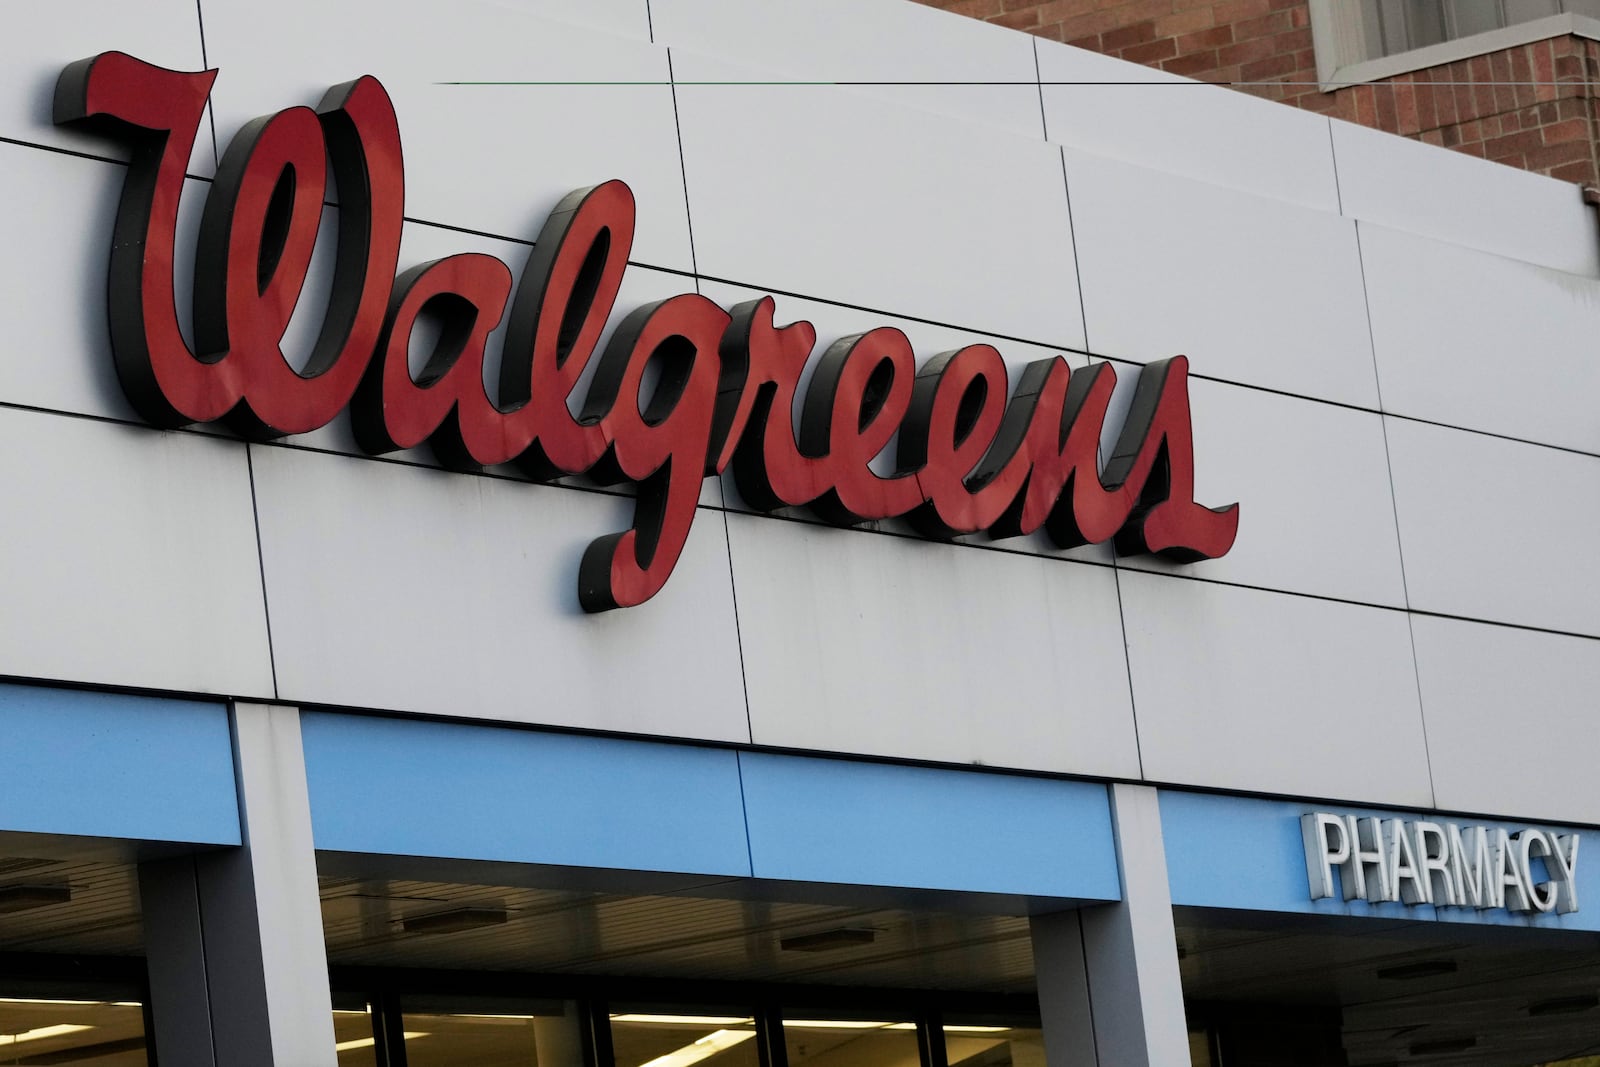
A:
0;683;238;845
300;712;753;877
301;713;1122;901
739;753;1121;900
1161;790;1600;931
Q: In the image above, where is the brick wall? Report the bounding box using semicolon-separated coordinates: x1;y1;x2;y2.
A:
914;0;1600;184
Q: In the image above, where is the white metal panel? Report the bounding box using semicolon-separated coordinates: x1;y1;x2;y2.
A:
0;409;272;696
1386;416;1600;637
0;142;138;422
672;51;1085;348
1331;118;1600;278
197;0;694;271
0;0;205;164
511;0;652;40
1118;379;1407;607
649;0;1045;137
1038;40;1341;212
1412;615;1600;825
728;513;1140;778
0;146;220;427
1121;570;1431;807
1362;222;1600;455
1065;147;1380;408
250;444;750;742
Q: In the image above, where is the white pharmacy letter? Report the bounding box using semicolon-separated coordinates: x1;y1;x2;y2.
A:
1301;813;1578;914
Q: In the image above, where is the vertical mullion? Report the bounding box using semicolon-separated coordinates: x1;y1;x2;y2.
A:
372;993;409;1067
755;1005;788;1067
916;1009;948;1067
140;991;160;1067
583;998;615;1067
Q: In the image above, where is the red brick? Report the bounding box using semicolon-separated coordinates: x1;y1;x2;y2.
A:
1269;27;1313;57
1482;128;1545;159
1178;25;1234;51
1163;50;1220;77
1212;0;1274;23
1534;40;1558;102
1353;85;1377;127
1217;35;1276;67
1118;37;1178;64
1432;76;1457;128
935;0;1004;16
1549;159;1597;182
1155;8;1215;38
1239;52;1297;82
993;9;1042;30
1415;76;1439;132
1101;19;1157;51
1523;139;1592;171
1543;118;1591;144
1394;80;1419;134
1375;84;1398;131
1510;46;1535;109
1471;55;1496;117
1233;9;1291;38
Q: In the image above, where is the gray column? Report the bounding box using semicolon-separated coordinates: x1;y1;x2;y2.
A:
139;702;337;1067
1032;783;1190;1066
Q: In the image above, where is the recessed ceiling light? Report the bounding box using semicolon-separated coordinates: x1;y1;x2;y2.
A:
401;907;509;935
638;1029;757;1067
1529;994;1600;1016
1376;960;1457;981
611;1016;754;1026
779;928;876;953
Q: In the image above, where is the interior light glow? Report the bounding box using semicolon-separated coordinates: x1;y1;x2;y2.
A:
943;1026;1013;1034
333;1032;427;1052
784;1020;895;1030
0;998;138;1007
0;1024;94;1046
637;1027;757;1067
612;1015;754;1026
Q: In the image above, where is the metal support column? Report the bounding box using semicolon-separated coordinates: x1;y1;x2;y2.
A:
1032;783;1190;1066
138;702;337;1066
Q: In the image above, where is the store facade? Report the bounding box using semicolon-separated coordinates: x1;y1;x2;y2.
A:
2;1;1599;1064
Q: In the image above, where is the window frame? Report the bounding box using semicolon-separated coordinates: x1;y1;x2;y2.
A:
1308;4;1600;88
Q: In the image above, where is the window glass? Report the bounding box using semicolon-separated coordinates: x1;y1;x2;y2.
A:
610;1008;759;1067
0;995;147;1064
333;1005;379;1066
400;996;585;1067
1362;0;1587;58
943;1021;1044;1067
783;1013;920;1067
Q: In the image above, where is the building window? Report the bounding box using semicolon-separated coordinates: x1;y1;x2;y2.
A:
1310;0;1600;85
1365;0;1600;57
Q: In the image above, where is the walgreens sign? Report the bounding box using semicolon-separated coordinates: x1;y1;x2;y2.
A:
57;52;1239;611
